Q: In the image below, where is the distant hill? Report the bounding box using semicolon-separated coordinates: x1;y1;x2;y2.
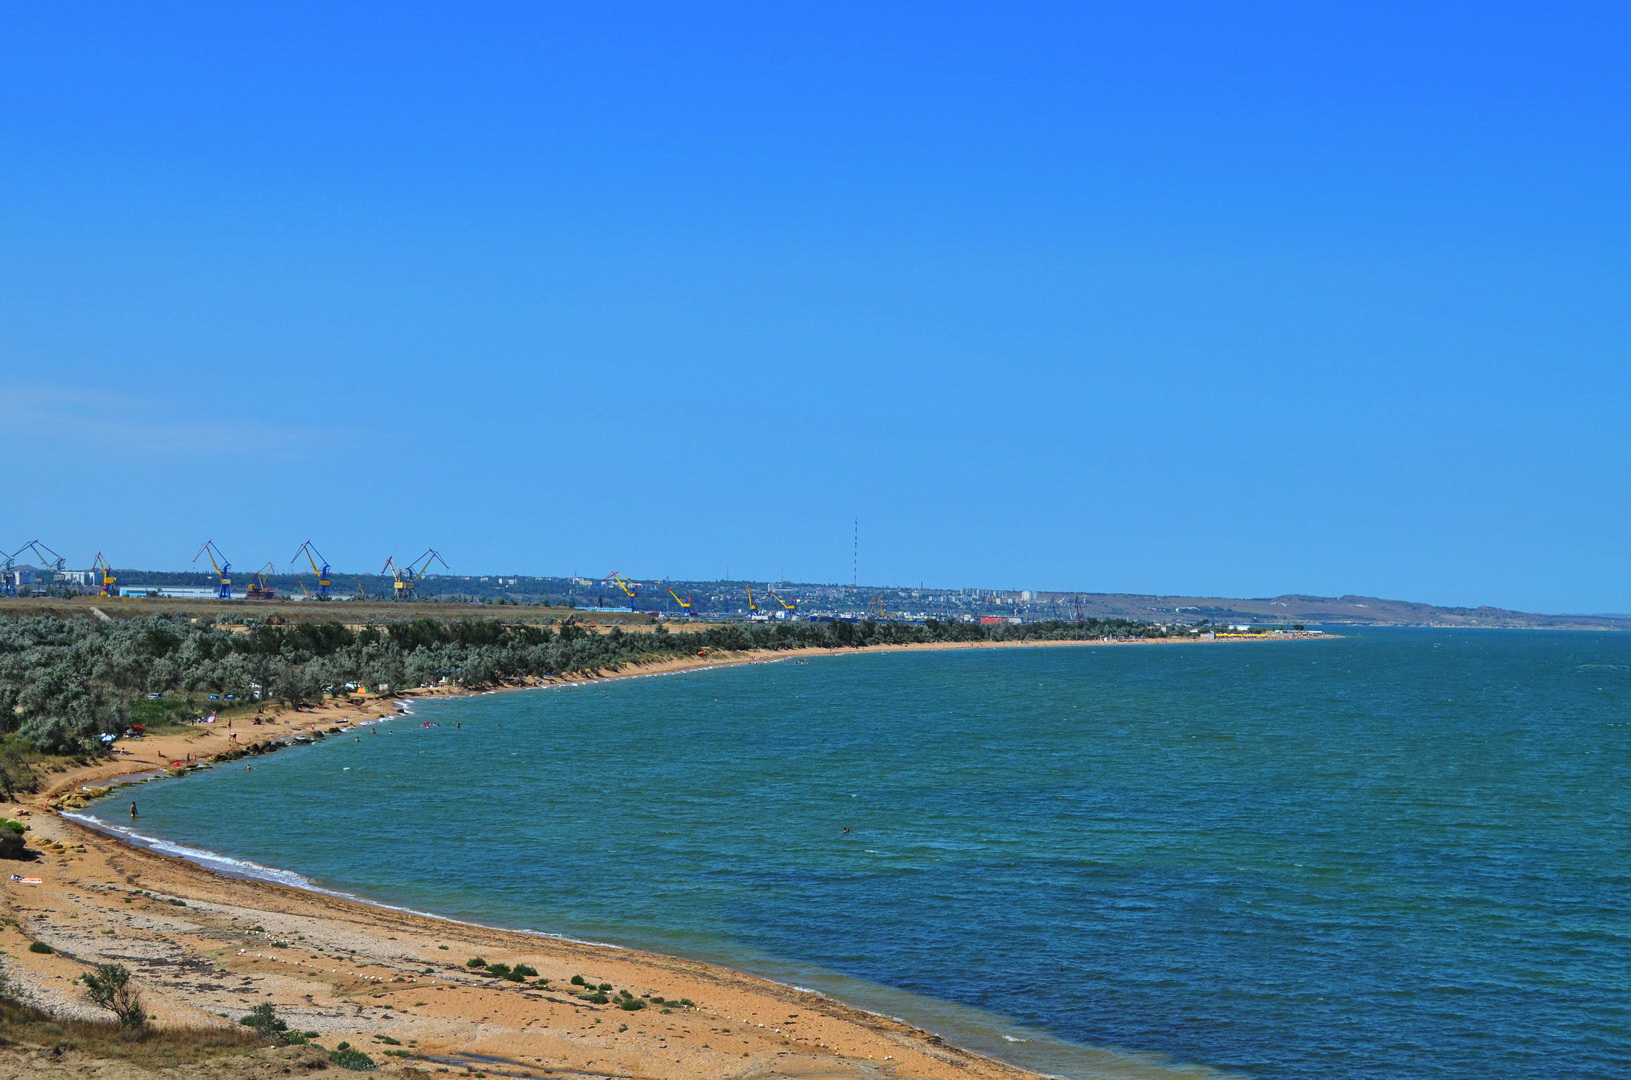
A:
21;566;1629;630
1045;591;1631;631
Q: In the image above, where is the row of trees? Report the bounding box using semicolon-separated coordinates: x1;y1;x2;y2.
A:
0;613;1180;757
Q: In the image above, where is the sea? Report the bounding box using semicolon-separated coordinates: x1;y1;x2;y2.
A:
78;628;1631;1079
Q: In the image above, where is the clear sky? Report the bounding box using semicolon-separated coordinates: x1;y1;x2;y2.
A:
3;3;1627;613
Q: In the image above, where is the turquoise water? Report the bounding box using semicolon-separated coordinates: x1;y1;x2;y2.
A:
86;630;1631;1078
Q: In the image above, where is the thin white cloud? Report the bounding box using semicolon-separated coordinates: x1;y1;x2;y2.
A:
4;386;340;460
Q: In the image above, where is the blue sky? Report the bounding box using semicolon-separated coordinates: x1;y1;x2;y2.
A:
3;3;1627;612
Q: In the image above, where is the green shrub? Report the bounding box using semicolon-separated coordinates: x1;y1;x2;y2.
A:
0;819;24;834
617;998;646;1011
239;1002;289;1039
78;963;146;1030
570;974;587;986
597;982;612;992
27;941;52;954
330;1045;377;1070
578;991;609;1005
466;957;487;968
512;963;538;977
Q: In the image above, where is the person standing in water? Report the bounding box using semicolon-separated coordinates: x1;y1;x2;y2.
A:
129;801;137;819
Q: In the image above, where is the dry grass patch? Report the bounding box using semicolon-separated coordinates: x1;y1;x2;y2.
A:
0;997;264;1068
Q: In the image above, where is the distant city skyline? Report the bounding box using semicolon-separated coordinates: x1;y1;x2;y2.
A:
3;5;1628;614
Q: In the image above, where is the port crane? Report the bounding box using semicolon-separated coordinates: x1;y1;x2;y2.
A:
383;549;449;600
768;589;797;612
666;588;693;611
21;540;66;575
92;552;117;596
193;540;234;599
604;571;640;609
247;561;277;600
382;558;403;596
290;540;333;600
355;578;369;600
4;540;67;594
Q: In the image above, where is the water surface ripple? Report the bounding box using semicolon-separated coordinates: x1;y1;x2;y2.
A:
97;629;1631;1079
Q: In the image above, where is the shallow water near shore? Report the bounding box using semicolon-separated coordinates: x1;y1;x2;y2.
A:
87;629;1631;1079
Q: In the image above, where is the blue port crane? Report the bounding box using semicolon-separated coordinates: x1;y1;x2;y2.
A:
291;540;333;600
193;540;234;599
3;540;67;595
21;539;66;575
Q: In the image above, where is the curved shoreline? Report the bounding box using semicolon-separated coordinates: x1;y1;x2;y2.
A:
10;636;1289;1078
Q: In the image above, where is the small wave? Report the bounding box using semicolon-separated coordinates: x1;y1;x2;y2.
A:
61;813;316;889
1002;1034;1030;1043
60;810;630;950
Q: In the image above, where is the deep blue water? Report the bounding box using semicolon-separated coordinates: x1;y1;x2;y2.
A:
88;630;1631;1079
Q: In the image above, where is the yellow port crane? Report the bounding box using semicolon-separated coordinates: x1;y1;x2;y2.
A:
603;571;640;609
383;549;449;600
666;588;693;611
92;552;116;597
290;540;333;600
768;589;797;612
193;540;233;599
247;561;278;600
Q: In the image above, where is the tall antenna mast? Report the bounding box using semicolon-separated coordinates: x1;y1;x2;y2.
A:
852;518;858;587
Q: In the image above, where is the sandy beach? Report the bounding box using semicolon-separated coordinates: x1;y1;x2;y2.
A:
3;634;1303;1078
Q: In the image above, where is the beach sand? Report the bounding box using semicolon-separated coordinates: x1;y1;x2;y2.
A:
2;634;1299;1078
